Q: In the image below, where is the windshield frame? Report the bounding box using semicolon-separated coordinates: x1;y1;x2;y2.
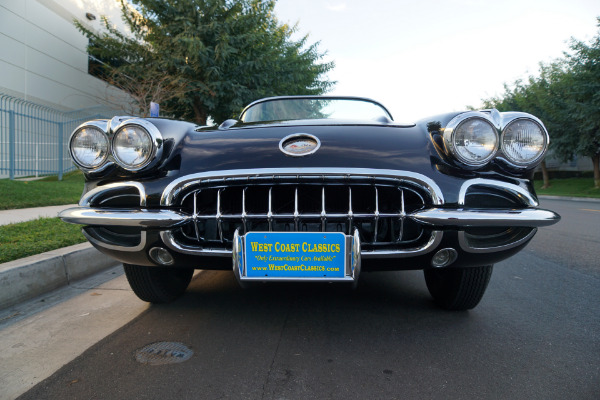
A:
239;96;394;123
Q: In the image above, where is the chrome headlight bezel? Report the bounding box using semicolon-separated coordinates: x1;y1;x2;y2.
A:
499;117;549;168
111;119;164;172
68;118;163;173
443;112;500;167
68;121;111;171
441;111;550;170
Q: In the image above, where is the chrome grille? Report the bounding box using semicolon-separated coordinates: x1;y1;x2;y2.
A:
170;175;434;253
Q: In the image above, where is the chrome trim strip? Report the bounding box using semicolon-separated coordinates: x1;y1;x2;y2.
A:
232;229;244;283
458;228;537;253
62;205;559;231
82;229;147;252
160;168;445;206
239;95;395;122
361;230;443;259
351;228;361;281
459;178;538;207
398;189;405;242
410;208;560;228
79;181;147;207
109;116;137;134
193;212;415;219
160;230;231;257
160;229;443;259
59;207;190;228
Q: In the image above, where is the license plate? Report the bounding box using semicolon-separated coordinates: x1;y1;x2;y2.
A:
244;232;346;279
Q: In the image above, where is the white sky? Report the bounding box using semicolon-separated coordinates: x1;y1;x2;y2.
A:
274;0;600;121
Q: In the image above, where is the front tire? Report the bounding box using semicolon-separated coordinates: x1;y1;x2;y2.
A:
424;265;493;311
123;264;194;304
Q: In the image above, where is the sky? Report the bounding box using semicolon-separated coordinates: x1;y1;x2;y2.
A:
274;0;600;122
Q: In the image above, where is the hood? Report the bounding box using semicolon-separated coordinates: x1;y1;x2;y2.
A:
177;122;435;176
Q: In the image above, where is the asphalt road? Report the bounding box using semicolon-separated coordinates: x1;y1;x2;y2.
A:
18;199;600;400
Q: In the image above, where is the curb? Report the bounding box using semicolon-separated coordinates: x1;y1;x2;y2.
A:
0;243;117;310
538;195;600;203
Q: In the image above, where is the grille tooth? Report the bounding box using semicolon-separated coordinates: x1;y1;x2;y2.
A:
242;188;248;234
320;187;326;232
374;187;379;242
175;176;432;252
216;189;223;242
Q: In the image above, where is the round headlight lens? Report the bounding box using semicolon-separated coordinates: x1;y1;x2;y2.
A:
502;119;547;166
453;118;498;165
112;125;153;169
70;127;109;169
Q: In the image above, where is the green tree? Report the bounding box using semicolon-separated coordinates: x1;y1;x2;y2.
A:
477;18;600;188
479;64;574;188
563;18;600;188
77;0;334;124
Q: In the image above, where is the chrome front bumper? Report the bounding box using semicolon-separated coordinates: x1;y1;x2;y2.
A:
59;171;561;262
59;208;188;228
59;206;560;229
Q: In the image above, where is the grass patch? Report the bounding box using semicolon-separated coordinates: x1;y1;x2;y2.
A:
535;177;600;198
0;217;86;264
0;171;85;210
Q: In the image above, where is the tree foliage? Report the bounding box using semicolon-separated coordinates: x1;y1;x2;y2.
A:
77;0;334;124
478;17;600;187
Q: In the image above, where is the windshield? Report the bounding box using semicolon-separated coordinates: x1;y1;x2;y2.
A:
240;97;393;123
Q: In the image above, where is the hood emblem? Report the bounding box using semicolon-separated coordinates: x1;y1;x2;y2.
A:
279;134;321;157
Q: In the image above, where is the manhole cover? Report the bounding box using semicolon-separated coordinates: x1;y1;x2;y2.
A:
135;342;193;365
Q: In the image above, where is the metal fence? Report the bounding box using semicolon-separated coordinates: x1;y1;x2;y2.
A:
0;93;117;180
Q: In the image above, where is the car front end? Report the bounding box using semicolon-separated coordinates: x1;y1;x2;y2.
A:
60;96;560;309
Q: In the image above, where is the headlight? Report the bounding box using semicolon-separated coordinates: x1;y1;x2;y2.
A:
70;126;109;169
112;125;154;170
501;119;547;166
451;118;499;166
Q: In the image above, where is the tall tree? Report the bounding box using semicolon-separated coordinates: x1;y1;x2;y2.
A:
477;18;600;188
479;64;573;188
77;0;334;124
563;17;600;188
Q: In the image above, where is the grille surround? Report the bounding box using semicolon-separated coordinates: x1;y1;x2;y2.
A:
161;170;443;256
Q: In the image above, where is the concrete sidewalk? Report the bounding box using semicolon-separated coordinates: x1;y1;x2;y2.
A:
0;204;78;225
0;204;116;310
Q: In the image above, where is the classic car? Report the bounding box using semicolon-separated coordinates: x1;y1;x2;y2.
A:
59;96;560;310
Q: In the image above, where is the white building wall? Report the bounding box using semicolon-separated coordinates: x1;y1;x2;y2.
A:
0;0;132;111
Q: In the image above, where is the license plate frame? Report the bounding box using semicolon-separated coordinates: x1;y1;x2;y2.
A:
240;231;351;281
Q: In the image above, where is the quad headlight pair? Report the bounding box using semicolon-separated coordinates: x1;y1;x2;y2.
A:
69;119;162;172
443;111;549;168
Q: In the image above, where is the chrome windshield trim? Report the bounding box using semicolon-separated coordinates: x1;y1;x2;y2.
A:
83;229;147;252
160;168;445;206
239;95;394;121
79;182;147;207
410;208;560;228
59;207;190;228
458;228;537;254
458;178;538;207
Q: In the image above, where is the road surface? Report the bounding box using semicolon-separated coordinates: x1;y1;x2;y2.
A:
11;198;600;399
